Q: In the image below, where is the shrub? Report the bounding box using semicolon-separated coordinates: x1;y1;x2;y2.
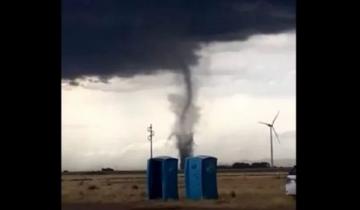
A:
88;185;99;190
232;162;251;169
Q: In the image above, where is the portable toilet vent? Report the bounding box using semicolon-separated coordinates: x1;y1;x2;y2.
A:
185;155;218;200
146;156;178;200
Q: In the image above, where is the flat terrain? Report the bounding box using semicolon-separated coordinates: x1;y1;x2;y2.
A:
62;170;295;210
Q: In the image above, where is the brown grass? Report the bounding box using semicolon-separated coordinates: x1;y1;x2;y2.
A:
62;172;295;210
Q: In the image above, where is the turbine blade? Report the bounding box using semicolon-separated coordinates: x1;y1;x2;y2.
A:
167;133;174;140
258;121;270;126
272;111;280;125
272;127;280;143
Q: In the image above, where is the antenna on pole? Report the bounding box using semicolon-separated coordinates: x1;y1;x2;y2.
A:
147;124;155;159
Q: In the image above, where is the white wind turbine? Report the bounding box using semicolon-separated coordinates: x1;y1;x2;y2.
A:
259;111;280;167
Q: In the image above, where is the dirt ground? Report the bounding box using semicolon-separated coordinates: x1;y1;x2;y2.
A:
62;171;295;210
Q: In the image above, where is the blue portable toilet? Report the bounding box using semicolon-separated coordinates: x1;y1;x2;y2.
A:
185;155;218;200
147;156;178;200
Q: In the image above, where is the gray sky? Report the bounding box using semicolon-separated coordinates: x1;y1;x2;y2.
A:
62;31;296;171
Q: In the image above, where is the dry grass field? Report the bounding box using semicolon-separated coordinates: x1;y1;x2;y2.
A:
62;170;295;210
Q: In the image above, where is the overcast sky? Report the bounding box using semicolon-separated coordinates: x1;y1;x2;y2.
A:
62;0;295;171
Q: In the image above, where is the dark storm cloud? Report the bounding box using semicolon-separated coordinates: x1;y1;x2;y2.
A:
62;0;295;80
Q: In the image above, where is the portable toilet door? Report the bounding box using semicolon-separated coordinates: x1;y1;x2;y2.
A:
201;156;218;199
147;158;162;199
185;157;202;200
147;156;179;200
161;157;179;200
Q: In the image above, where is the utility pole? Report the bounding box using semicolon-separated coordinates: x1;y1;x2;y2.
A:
147;124;154;159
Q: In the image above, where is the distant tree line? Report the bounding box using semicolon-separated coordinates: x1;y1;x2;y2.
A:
62;162;272;174
62;168;116;174
218;162;270;169
101;168;115;172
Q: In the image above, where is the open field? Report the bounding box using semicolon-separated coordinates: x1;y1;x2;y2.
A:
62;170;295;210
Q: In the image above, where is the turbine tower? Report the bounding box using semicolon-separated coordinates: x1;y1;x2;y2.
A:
259;111;280;167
